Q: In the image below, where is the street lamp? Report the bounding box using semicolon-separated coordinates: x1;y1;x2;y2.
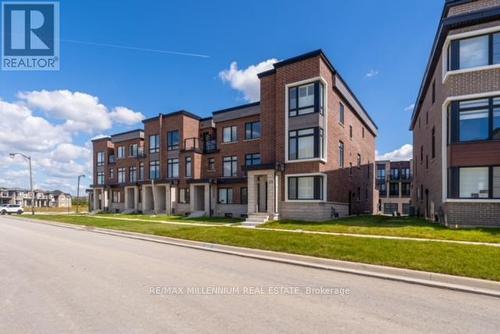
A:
10;152;34;215
76;174;86;214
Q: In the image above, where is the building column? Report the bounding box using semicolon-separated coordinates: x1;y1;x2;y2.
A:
134;187;139;211
247;172;257;215
165;184;171;215
204;184;210;216
102;189;109;211
93;189;99;211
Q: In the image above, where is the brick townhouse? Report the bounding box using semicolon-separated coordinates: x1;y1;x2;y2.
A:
91;50;378;224
411;0;500;227
375;160;413;216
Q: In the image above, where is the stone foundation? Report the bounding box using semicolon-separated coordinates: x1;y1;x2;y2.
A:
444;202;500;227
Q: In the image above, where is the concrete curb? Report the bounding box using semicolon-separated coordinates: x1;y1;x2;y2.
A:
15;217;500;298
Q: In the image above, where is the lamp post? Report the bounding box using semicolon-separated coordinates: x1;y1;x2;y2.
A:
76;174;86;214
9;153;34;215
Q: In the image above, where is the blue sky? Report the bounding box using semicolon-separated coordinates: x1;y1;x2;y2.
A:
0;0;443;193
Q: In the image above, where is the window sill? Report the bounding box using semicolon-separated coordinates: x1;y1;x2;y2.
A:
443;64;500;83
243;138;261;142
221;141;238;145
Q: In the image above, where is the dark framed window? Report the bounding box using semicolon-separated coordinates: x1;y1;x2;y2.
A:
401;168;411;180
288;176;324;201
420;146;423;163
288;127;322;160
376;166;386;181
432;80;436;104
179;188;190;204
339;141;344;168
97;152;105;166
218;188;233;204
97;172;104;185
129;167;137;183
426;155;429;169
223;126;237;143
129;144;138;157
117;168;126;183
245;153;261;166
223;156;238;177
149;161;160;179
431;127;436;158
389;183;399;197
449;97;500;143
245;121;261;140
167;130;180;151
449;33;500;71
185;157;192;178
402;183;411;197
240;187;248;204
362;127;365;138
117;146;125;159
208;158;215;171
168;158;179;178
379;183;387;196
289;82;324;117
390;168;400;180
149;135;160;153
449;166;500;199
349;125;352;139
109;168;114;179
339;103;345;124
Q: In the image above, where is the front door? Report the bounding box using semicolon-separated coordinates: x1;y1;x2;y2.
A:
257;177;267;212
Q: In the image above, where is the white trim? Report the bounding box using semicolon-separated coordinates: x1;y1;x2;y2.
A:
442;26;500;83
441;90;500;203
284;173;327;203
284;77;328;164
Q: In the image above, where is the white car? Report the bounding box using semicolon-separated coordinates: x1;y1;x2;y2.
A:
0;204;24;215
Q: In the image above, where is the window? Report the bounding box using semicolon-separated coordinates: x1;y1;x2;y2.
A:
339;141;344;168
459;108;489;141
289;83;315;116
218;188;233;204
289;127;323;160
245;153;261;166
449;33;500;71
117;146;125;159
288;176;324;201
208;158;215;171
450;98;498;143
241;187;248;204
179;188;190;204
389;183;400;197
223;126;237;143
349;163;353;176
391;168;399;180
167;130;180;151
97;172;104;185
109;168;114;179
432;127;436;158
139;162;144;180
245;121;261;140
168;159;179;178
377;166;386;181
129;144;138;157
223;156;238;177
494;98;500;139
185;157;192;178
129;167;137;183
362;127;365;138
117;168;126;183
357;154;361;168
97;152;105;166
149;135;159;153
420;146;423;163
401;168;411;180
339;103;345;124
459;167;489;198
402;183;411;197
112;191;121;203
494;167;500;198
379;183;387;196
149;160;160;179
349;125;352;139
432;80;436;104
426;112;428;125
426;155;429;169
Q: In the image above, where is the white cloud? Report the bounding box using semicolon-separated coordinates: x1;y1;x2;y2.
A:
110;106;145;125
365;69;380;78
404;103;415;112
50;143;91;162
219;58;278;102
376;144;413;161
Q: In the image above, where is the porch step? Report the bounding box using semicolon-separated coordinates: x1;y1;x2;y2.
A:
243;213;270;227
188;211;206;218
122;209;136;214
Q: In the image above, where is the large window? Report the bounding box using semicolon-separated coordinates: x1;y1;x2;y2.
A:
223;156;238;177
389;183;399;197
117;146;125;159
149;160;160;179
97;172;104;185
338;141;344;168
179;188;190;204
241;187;248;204
289;82;324;117
450;97;500;142
288;176;324;201
208;158;215;171
401;183;411;197
218;188;233;204
245;153;261;166
97;152;105;166
223;126;237;143
129;167;137;183
376;167;386;181
117;168;126;183
168;159;179;178
339;103;345;124
167;130;180;151
459;167;489;199
449;33;500;71
245;121;261;140
149;135;159;153
289;127;323;161
129;144;138;157
185;157;192;178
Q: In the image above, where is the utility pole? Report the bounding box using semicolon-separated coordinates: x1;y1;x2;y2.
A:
10;153;34;215
76;175;86;214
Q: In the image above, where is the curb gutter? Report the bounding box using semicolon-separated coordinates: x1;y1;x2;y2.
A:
15;217;500;298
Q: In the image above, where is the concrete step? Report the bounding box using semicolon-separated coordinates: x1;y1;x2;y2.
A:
188;211;206;218
243;213;269;227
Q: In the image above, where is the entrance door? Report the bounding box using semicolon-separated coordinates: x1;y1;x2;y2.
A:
257;177;267;213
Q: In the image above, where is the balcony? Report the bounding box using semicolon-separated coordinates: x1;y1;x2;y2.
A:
183;137;218;154
376;177;386;184
401;174;413;181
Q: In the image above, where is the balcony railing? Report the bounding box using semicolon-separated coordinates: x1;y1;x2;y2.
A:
183;137;218;153
401;174;413;181
376;177;386;184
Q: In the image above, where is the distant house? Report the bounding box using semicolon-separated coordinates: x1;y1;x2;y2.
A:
0;188;72;208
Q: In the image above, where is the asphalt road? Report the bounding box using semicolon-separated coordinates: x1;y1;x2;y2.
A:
1;216;499;334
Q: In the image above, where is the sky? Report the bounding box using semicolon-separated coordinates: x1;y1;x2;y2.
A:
0;0;444;194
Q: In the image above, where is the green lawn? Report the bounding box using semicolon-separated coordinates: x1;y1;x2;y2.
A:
262;216;500;244
19;214;500;282
95;213;243;225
